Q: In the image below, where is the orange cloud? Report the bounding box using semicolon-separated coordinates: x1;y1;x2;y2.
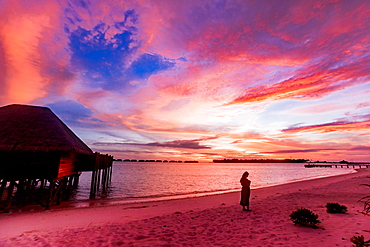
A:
0;0;68;105
1;14;49;103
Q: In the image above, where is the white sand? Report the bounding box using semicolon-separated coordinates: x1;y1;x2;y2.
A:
0;169;369;246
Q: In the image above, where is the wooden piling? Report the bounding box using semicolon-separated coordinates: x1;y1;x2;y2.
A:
97;169;101;191
73;174;80;187
88;153;113;199
0;179;7;200
65;176;73;200
90;170;96;199
56;179;64;205
46;180;55;210
4;181;15;213
17;180;24;197
22;179;32;206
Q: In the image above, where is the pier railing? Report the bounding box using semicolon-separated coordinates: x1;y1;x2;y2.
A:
305;163;369;168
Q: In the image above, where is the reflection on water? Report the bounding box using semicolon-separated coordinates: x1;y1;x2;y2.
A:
71;162;354;203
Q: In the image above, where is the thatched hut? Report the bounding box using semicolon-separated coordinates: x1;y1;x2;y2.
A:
0;104;94;180
0;104;113;211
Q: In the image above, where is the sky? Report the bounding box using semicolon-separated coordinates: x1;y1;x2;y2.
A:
0;0;369;162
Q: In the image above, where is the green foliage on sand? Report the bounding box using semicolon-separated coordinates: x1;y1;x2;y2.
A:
350;235;370;247
290;208;320;228
325;202;348;213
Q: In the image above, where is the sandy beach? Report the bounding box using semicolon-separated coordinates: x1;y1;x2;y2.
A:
0;168;369;246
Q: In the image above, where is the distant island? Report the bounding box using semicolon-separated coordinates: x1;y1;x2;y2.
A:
213;159;309;163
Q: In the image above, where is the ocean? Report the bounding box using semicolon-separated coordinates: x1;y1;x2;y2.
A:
69;161;355;204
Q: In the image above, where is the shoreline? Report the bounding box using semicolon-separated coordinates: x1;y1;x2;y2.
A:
2;167;356;213
54;168;356;209
71;161;356;202
0;168;369;246
65;168;357;209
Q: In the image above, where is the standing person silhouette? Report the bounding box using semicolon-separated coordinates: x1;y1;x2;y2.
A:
240;171;251;211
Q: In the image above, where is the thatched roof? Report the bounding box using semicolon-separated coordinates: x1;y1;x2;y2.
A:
0;104;93;155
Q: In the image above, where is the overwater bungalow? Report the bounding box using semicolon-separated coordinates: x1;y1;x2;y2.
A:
0;104;113;212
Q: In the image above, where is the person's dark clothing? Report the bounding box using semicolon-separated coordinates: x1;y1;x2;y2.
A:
240;178;251;206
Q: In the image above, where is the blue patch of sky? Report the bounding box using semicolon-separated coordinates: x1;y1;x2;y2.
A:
258;96;353;129
74;0;90;11
68;23;138;89
64;3;83;24
126;53;176;79
45;100;105;128
261;99;301;114
177;57;188;62
256;100;317;128
67;9;176;91
115;9;139;28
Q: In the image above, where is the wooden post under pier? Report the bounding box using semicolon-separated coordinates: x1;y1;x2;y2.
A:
0;179;6;200
4;181;15;213
89;153;113;199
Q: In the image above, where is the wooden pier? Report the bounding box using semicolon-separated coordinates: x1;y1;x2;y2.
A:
305;164;370;168
0;174;81;211
0;104;113;212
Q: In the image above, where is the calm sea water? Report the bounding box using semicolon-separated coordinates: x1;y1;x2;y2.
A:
69;161;355;204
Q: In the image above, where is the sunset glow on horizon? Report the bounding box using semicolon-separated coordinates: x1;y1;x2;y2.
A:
1;0;369;162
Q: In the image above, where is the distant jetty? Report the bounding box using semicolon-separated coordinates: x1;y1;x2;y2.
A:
115;159;198;163
305;160;370;168
213;159;309;163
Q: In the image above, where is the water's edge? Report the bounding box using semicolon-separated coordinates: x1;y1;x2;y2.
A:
7;163;356;213
65;168;356;209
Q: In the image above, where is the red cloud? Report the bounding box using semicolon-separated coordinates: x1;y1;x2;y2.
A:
283;118;370;134
227;56;370;105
